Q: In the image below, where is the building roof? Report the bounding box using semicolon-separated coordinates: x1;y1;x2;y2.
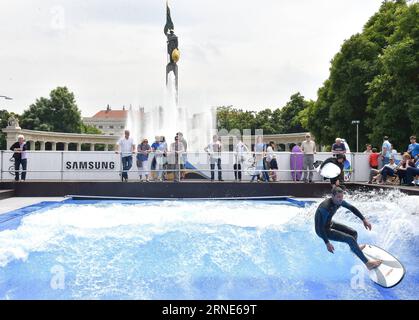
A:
92;110;128;119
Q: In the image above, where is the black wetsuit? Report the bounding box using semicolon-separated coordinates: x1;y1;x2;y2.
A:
315;198;368;264
320;157;344;185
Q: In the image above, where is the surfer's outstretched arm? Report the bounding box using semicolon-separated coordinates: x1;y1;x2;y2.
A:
341;201;364;220
341;201;372;230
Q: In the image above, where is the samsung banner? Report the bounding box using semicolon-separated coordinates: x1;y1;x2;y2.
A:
0;151;371;182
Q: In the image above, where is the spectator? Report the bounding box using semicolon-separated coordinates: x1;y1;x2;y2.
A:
234;136;249;181
407;135;419;158
169;135;185;181
319;154;346;187
301;133;316;183
204;135;223;181
381;136;392;167
378;156;398;184
368;156;398;184
150;136;160;180
137;138;151;182
364;144;372;154
369;148;380;170
266;141;278;182
252;136;268;182
332;138;346;156
396;153;415;185
177;132;188;174
405;155;419;186
116;130;135;182
155;136;168;181
10;134;28;182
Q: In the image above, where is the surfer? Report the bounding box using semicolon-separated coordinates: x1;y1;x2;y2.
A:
314;187;382;270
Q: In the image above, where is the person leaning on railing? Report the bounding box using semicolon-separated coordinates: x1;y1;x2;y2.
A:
234;137;249;182
10;134;28;182
301;133;316;183
204;135;223;181
266;141;278;182
115;130;135;182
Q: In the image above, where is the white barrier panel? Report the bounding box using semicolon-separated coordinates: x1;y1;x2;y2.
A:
63;152;121;181
187;152;357;182
1;151;61;180
0;151;372;182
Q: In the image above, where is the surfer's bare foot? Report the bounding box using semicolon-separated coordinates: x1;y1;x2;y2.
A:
359;244;366;251
366;259;382;270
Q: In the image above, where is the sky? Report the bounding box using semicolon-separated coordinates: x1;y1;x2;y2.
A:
0;0;383;117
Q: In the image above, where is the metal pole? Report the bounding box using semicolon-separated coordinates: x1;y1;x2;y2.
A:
61;151;64;181
356;123;359;153
0;150;3;182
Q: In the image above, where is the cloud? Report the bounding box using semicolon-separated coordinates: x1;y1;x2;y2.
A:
0;0;382;116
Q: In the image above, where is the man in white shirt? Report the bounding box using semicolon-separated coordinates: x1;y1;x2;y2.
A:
301;134;316;183
204;135;223;181
234;137;249;181
169;135;185;181
116;130;135;182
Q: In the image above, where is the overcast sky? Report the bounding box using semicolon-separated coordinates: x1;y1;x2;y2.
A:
0;0;383;117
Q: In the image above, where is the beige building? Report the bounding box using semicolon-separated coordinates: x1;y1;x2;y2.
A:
3;117;118;151
82;105;130;136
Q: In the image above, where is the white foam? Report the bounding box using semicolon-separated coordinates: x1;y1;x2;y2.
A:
0;201;301;267
0;193;417;268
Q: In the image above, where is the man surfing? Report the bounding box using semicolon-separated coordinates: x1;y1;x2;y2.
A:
314;187;382;270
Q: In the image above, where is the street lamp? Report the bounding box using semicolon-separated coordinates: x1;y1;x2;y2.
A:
351;120;360;153
0;95;13;100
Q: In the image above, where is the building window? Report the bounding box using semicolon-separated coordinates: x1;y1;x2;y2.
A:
98;125;103;129
120;126;124;129
109;125;114;129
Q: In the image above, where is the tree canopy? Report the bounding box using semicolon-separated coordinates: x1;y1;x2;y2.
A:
21;87;84;133
217;1;418;152
306;0;418;151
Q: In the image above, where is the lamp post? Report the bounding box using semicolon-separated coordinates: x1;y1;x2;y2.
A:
0;95;13;100
351;120;360;153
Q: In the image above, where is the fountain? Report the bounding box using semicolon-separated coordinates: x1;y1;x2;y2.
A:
125;1;215;151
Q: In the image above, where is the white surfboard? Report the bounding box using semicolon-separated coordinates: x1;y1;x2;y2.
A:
362;244;405;288
317;162;341;179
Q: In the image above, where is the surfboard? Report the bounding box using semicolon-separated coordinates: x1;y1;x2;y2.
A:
290;145;304;181
362;244;405;288
317;162;341;179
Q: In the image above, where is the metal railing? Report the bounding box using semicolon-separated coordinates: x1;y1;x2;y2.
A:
0;150;358;182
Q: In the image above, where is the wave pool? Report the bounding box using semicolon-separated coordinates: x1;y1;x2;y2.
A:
0;191;418;299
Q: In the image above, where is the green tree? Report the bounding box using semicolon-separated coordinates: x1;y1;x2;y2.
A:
306;0;416;150
306;81;335;146
0;110;20;150
21;87;83;133
216;106;256;134
327;34;380;149
81;124;102;134
279;93;309;133
254;108;276;134
366;2;419;150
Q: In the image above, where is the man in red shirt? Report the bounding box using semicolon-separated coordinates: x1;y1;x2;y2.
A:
369;148;380;170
